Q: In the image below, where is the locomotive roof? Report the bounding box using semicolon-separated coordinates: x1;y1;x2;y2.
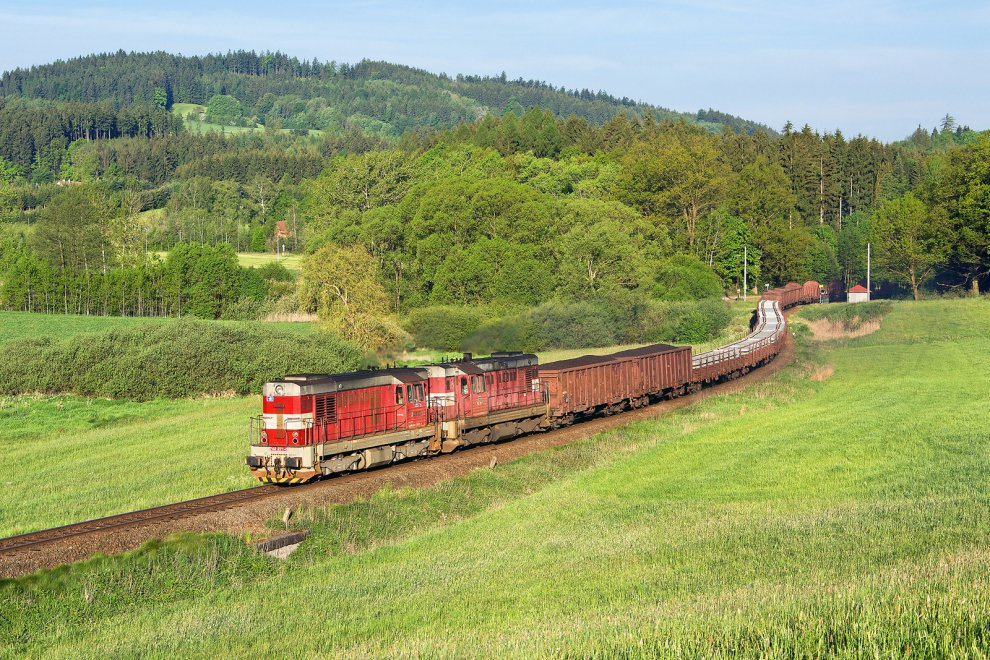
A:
277;367;428;394
540;343;685;371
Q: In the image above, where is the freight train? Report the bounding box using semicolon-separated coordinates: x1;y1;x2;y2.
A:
246;282;823;484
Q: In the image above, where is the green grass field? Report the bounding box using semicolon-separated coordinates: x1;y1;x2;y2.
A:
3;298;989;655
235;251;303;271
172;103;261;135
0;396;257;536
0;311;316;345
172;103;324;137
0;300;749;534
152;250;304;272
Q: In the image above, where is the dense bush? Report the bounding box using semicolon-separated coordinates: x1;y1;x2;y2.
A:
801;300;893;329
650;255;725;301
462;297;732;353
403;306;498;350
0;321;366;400
464;301;618;354
640;299;734;343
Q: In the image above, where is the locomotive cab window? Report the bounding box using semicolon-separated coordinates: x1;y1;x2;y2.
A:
395;386;404;405
460;377;469;395
415;383;425;401
472;375;485;393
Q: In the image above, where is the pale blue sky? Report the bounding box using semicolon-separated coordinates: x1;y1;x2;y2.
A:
0;1;985;141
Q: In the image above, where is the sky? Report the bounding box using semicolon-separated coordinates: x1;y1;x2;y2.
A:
0;0;985;142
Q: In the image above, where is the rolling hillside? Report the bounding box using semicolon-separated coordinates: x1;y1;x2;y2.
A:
0;50;772;137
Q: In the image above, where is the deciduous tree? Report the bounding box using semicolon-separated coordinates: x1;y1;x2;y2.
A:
871;193;949;300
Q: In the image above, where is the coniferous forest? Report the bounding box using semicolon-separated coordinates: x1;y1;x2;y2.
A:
0;50;986;352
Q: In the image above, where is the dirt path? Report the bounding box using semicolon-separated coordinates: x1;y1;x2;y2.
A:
0;327;796;579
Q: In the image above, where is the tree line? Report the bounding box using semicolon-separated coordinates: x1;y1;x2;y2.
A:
0;50;766;139
0;51;986;351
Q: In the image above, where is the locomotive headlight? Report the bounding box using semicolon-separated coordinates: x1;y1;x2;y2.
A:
274;385;284;396
291;432;299;445
260;431;268;444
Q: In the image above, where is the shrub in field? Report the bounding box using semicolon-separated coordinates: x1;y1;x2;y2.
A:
529;300;618;348
0;320;366;400
463;313;541;354
801;301;892;329
403;306;499;350
219;297;263;321
650;254;725;301
641;299;735;344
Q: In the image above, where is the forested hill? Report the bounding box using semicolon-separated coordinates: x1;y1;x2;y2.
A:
0;50;771;136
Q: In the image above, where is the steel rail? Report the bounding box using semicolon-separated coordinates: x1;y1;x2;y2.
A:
1;300;796;562
0;485;277;555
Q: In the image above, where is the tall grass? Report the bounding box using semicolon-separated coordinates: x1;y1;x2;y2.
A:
800;300;893;329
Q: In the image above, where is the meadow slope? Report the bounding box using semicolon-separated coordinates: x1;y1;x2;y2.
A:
2;298;988;655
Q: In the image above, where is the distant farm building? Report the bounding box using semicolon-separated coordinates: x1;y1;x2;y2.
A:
847;284;871;302
274;221;289;240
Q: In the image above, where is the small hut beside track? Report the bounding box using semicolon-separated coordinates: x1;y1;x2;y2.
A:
847;284;871;302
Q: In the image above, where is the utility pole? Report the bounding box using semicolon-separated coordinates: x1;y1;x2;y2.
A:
743;245;747;301
867;242;871;298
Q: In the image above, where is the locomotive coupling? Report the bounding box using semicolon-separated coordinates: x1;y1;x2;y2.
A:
245;456;302;469
246;455;316;484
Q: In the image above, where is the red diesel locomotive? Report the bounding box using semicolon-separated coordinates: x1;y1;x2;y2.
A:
247;282;823;483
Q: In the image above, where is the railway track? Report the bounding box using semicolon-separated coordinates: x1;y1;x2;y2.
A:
0;486;277;556
0;306;800;576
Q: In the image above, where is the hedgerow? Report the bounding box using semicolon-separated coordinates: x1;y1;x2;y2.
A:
403;305;502;351
462;297;732;353
0;320;366;400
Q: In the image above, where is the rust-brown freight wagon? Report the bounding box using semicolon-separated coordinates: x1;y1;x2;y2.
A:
763;283;803;308
539;344;692;424
801;280;821;304
610;344;693;397
692;299;785;383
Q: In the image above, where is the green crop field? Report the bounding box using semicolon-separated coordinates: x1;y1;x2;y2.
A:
2;298;989;655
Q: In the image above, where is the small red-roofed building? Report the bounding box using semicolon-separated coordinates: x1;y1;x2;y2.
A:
847;284;871;303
